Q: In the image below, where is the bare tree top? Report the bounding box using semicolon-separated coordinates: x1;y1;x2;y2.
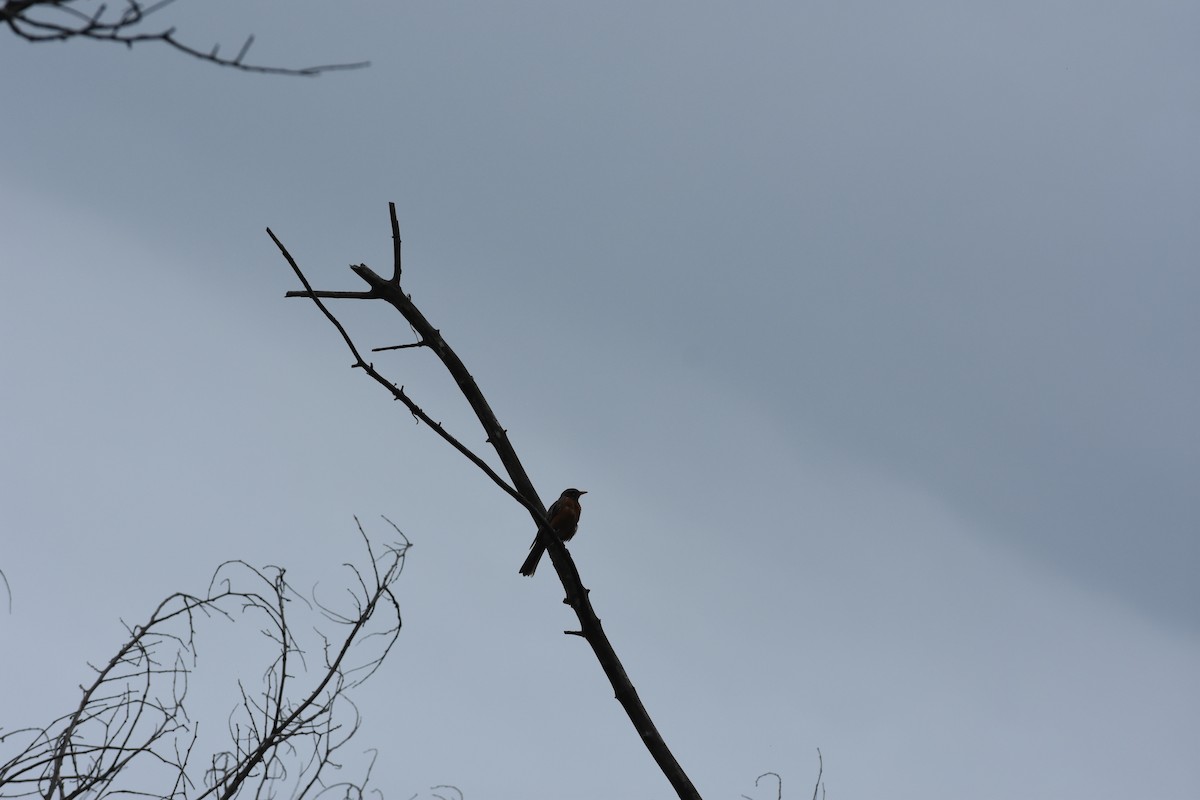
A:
1;0;368;75
0;523;407;800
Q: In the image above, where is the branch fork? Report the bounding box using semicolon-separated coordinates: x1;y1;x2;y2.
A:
269;204;702;800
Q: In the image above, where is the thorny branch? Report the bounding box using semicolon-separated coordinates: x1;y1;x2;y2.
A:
271;204;703;800
0;523;407;800
266;227;534;517
0;0;368;75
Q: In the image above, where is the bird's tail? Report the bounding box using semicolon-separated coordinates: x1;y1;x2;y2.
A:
518;539;545;576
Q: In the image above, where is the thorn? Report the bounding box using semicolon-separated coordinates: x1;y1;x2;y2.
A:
235;34;254;64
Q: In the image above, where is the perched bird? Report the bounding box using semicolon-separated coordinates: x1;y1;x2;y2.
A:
519;488;587;576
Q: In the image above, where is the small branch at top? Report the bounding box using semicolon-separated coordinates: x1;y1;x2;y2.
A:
1;0;370;76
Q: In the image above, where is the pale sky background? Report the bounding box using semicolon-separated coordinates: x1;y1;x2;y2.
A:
1;2;1198;799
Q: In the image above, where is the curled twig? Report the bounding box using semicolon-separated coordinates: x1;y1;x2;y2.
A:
0;529;406;800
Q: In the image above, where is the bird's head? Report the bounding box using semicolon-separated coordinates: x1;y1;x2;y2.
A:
561;488;587;499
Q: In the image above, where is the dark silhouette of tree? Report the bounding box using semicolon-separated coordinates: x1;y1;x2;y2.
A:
0;523;405;800
270;204;704;800
0;0;367;75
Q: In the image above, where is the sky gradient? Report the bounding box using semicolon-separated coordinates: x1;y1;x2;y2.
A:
2;2;1197;798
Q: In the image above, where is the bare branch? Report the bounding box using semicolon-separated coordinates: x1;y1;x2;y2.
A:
270;205;704;800
0;530;406;800
1;0;368;76
269;227;531;514
370;342;425;352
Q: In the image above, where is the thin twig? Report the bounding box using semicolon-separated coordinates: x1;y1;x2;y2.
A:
370;342;425;352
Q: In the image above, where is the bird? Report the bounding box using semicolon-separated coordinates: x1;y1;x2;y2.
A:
519;488;587;576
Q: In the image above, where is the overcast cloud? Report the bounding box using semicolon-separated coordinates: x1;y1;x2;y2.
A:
1;2;1197;798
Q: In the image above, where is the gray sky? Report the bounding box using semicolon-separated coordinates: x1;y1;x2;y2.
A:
2;1;1197;798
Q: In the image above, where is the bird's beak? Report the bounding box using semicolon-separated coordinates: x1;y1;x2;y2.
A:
579;490;588;495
